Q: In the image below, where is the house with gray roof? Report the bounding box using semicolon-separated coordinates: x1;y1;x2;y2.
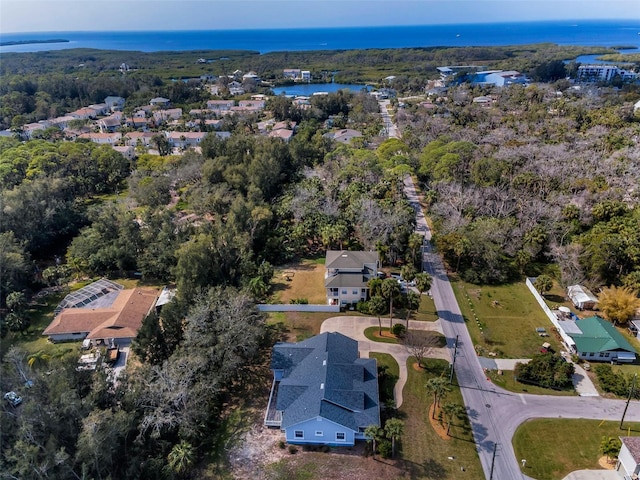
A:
265;332;380;446
325;250;379;307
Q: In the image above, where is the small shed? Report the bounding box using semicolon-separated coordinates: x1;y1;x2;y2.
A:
567;285;598;310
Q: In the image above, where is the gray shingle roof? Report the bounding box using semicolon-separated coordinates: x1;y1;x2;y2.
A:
325;250;378;270
271;332;380;431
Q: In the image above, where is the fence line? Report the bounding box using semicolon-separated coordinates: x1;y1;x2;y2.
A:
525;277;575;349
257;304;340;313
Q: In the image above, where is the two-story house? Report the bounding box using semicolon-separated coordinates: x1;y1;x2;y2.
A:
325;250;379;307
265;331;380;447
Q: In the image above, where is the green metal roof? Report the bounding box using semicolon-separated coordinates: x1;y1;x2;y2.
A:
569;316;637;354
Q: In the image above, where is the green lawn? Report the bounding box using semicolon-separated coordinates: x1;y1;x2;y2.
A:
363;326;400;343
414;295;439;322
267;311;357;342
452;280;561;358
513;419;640;480
369;352;399;403
400;358;483;479
486;370;576;396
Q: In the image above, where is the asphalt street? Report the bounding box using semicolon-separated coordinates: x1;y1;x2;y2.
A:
403;175;640;480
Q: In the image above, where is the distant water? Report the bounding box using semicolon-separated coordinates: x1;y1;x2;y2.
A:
1;20;640;54
272;83;370;96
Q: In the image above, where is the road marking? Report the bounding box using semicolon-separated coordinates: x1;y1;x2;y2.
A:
520;394;527;405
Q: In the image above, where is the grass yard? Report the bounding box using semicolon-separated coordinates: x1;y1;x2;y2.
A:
270;258;327;304
452;279;561;358
513;419;640;480
400;358;483;479
364;326;401;344
369;352;399;403
486;370;576;396
413;295;439;322
267;311;356;342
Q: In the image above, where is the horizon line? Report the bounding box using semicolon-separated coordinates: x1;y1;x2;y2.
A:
2;18;639;36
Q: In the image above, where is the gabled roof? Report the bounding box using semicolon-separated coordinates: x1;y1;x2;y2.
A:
325;250;378;270
271;332;380;431
44;288;158;340
568;316;636;354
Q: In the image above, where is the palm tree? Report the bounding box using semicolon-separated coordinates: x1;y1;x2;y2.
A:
384;418;404;458
441;402;466;436
414;272;432;297
400;264;416;284
405;291;421;330
407;233;423;267
381;278;401;330
426;377;451;419
167;440;195;476
27;350;51;370
364;424;383;459
369;296;387;336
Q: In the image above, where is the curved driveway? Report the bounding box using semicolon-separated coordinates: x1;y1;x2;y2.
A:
320;316;449;407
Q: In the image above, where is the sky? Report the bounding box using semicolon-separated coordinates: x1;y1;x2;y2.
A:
1;0;639;33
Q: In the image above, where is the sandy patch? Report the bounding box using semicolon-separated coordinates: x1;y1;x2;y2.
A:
428;404;451;441
597;456;616;469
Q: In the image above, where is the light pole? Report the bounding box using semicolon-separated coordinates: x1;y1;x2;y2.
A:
449;335;459;384
620;373;637;429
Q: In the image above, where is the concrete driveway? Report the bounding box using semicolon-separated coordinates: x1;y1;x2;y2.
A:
561;470;619;480
320;316;449;407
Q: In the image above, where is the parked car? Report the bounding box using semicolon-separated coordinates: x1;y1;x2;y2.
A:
4;391;22;407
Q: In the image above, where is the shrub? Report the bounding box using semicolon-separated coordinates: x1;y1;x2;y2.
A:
391;323;406;337
378;440;393;459
594;364;637;398
514;352;574;389
278;440;285;449
290;298;309;304
288;445;298;454
356;300;369;313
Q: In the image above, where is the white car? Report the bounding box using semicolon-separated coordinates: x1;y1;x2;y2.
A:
4;391;22;407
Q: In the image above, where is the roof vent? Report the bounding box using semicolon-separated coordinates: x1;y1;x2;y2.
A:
323;360;327;366
320;383;324;389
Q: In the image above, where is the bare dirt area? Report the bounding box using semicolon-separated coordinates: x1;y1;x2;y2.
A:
227;423;288;479
271;260;326;304
227;425;408;480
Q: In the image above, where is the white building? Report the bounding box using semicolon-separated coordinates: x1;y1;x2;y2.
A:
616;436;640;479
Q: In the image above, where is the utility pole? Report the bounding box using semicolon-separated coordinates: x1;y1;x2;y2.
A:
449;335;459;384
489;442;497;480
620;373;637;429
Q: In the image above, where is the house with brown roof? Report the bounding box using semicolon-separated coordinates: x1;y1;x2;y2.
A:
70;107;99;120
43;286;158;344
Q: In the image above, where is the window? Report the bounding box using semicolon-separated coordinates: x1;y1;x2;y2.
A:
294;430;304;439
341;289;347;295
352;289;359;295
599;352;606;358
336;432;346;441
589;352;594;357
315;431;323;437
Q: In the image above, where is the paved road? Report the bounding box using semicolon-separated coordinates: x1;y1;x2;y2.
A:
403;176;640;480
378;99;400;138
321;316;449;407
